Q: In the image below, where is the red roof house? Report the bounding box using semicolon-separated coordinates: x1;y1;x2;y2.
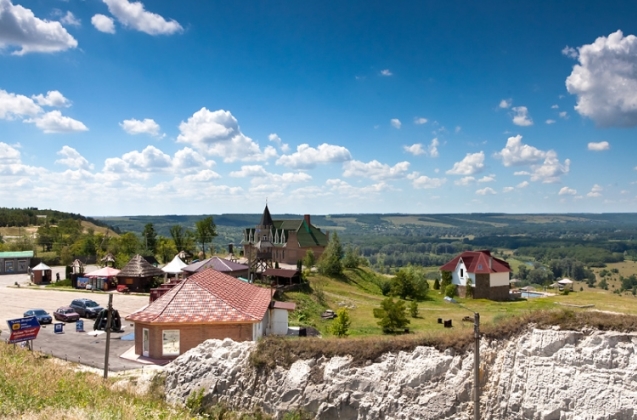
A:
126;269;286;359
440;250;511;301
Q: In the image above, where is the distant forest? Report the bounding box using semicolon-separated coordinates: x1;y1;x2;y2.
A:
0;207;113;230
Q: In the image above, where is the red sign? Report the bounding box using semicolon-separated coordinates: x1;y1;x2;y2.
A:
7;316;41;344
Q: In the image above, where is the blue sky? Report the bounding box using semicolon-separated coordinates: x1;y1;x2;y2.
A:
1;0;636;216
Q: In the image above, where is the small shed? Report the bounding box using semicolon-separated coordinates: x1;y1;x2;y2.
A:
0;251;33;275
263;268;302;285
116;254;164;293
557;278;574;291
31;262;52;284
100;253;116;267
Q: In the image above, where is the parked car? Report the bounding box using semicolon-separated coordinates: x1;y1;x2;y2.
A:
53;307;80;322
69;298;104;318
23;309;53;324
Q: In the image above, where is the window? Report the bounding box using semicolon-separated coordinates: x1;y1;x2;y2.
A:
478;264;482;270
18;260;27;271
460;268;464;277
5;261;14;273
162;330;180;356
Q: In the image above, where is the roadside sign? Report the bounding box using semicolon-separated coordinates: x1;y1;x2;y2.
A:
76;320;84;332
54;323;64;334
7;316;40;344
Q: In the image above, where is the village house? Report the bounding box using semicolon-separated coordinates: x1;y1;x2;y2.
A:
440;250;511;301
242;205;328;268
126;268;295;360
0;251;33;275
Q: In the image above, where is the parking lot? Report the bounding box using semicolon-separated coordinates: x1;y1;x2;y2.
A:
0;270;153;372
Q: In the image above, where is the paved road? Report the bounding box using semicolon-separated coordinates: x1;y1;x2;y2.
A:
0;269;151;371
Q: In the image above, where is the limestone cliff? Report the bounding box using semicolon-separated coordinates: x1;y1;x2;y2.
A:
165;328;637;419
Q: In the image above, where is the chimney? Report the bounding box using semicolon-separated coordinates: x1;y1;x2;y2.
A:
489;257;493;269
304;214;311;225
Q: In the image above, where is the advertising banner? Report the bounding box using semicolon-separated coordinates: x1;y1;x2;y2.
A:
7;316;41;344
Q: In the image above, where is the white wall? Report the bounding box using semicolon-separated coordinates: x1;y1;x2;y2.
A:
490;272;509;287
270;309;289;336
451;261;469;286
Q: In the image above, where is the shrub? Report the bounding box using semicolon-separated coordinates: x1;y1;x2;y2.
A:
318;232;343;277
433;278;440;290
379;280;391;296
409;301;419;318
331;308;351;337
440;271;452;291
373;298;410;334
390;266;429;301
444;284;457;298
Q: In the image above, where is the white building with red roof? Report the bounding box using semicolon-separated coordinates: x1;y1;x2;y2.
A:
439;250;511;301
126;268;294;360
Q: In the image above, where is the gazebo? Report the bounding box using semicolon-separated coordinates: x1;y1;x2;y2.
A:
86;266;121;291
162;255;187;276
31;262;52;284
116;255;164;293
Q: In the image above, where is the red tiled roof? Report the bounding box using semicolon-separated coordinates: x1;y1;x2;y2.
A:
263;268;300;278
126;269;272;324
182;256;248;273
440;250;511;274
271;301;296;311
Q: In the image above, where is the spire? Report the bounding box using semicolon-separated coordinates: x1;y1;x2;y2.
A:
259;204;274;227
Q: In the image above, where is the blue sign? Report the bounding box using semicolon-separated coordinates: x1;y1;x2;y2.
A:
54;323;64;334
76;320;84;332
7;316;41;344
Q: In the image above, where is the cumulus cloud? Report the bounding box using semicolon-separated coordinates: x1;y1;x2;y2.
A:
517;181;529;188
565;30;637;127
587;184;603;198
446;152;485;175
562;46;578;59
276;143;352;169
390;118;401;129
380;69;392;76
512;106;533;126
172;147;215;173
103;0;183;35
411;175;446;189
25;110;87;133
476;187;496;195
177;108;272;163
55;146;93;170
105;145;172;174
588;141;610;151
455;176;475;186
404;143;425;156
0;141;20;164
502;186;515;193
0;0;78;54
0;89;41;119
32;90;70;107
478;175;495;183
120;118;162;137
529;151;570;183
546;119;556;124
414;117;428;125
559;111;568;119
495;135;545;166
499;99;511;109
92;14;115;33
428;138;439;158
268;133;290;153
494;135;571;183
559;186;577;196
60;11;80;27
342;160;410;181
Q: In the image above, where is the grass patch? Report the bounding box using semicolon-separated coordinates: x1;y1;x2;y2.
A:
46;279;72;288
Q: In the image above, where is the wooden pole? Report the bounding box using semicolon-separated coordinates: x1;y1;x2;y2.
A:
103;294;113;379
474;312;480;420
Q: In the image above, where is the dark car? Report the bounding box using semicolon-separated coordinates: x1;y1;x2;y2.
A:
23;309;53;324
69;298;104;318
53;307;80;322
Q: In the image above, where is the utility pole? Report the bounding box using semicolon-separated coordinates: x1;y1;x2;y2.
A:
103;294;113;379
473;312;480;420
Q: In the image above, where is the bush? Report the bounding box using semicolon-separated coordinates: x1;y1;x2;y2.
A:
331;308;351;337
433;278;440;290
390;266;429;301
409;301;419;318
379;280;391;296
440;271;452;291
373;298;410;334
444;284;457;298
318;232;343;277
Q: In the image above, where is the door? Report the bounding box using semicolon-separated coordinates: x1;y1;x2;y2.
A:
142;328;149;357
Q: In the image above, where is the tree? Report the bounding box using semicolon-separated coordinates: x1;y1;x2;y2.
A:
195;216;218;258
331;308;351;337
343;245;361;269
440;270;452;291
142;223;158;254
444;284;457;298
156;236;177;263
409;301;419;318
318;232;343;277
373;298;410;334
170;225;186;252
433;278;440;290
390;266;429;301
303;249;316;269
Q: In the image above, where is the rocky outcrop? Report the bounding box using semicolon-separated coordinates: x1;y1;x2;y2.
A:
165;328;637;419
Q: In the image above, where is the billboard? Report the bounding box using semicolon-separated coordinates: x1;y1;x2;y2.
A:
7;316;41;344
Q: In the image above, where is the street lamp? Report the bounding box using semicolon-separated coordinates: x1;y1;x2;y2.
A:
446;298;480;420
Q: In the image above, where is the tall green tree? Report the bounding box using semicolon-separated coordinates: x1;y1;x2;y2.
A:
391;266;429;300
156;236;178;263
142;223;158;254
318;232;343;277
342;244;362;269
331;308;351;337
303;249;315;269
195;216;218;258
440;270;452;291
373;298;410;334
170;225;186;252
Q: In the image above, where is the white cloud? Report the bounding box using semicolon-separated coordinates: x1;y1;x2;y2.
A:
55;146;93;170
559;111;568;119
32;90;70;107
517;181;529;188
343;160;410;181
380;69;392;76
455;176;475;186
546;119;556;124
499;99;511;109
512;106;533;126
0;141;20;164
411;175;446;189
428;138;439;158
446;151;485;175
268;133;290;153
588;141;610;151
551;104;559;109
276;143;352;169
25;110;88;133
529;151;570;183
91;14;115;33
120;118;162;137
565;30;637;127
495;135;546;166
103;0;182;35
390;118;401;129
562;46;578;59
502;186;515;193
559;187;577;196
404;143;425;156
414;117;428;125
455;126;461;133
172;147;215;173
478;174;496;183
587;184;603;198
0;89;41;119
60;11;80;27
177;108;271;163
0;0;78;55
113;145;172;173
230;165;267;178
476;187;496;195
